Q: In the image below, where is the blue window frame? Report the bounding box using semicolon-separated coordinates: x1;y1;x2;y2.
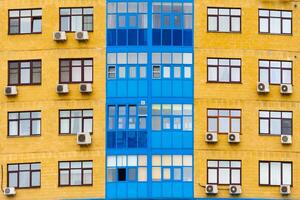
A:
152;2;193;46
107;104;148;148
107;52;148;80
107;155;148;182
152;104;193;131
152;155;193;182
107;2;148;46
152;52;193;79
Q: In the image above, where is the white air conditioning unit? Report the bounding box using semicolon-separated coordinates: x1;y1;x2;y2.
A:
228;133;240;143
205;132;218;143
77;132;92;145
80;83;92;93
229;185;242;195
257;82;269;93
280;185;291;195
53;31;67;41
280;84;292;94
4;187;16;196
56;84;69;94
281;135;292;144
75;31;89;40
206;184;218;194
4;86;17;96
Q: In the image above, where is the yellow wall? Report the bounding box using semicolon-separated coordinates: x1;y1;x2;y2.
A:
194;0;300;198
0;0;106;199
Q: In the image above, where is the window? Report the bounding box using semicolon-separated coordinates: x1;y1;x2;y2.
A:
207;160;241;185
152;52;193;79
59;161;93;186
107;155;147;182
59;109;93;134
259;9;292;35
152;104;193;131
8;60;41;85
107;2;148;46
152;155;192;182
152;2;193;46
59;59;93;83
207;109;241;134
60;8;93;32
207;58;241;83
259;60;292;84
259;111;292;135
107;53;148;79
9;9;42;34
8;163;41;188
259;161;292;186
107;105;147;149
8;111;41;136
207;8;241;33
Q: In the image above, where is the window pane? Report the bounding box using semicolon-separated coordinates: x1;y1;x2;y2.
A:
270;68;280;84
83;170;92;184
282;70;291;84
20;120;30;136
208;17;217;31
152;117;161;130
208;169;217;184
283;19;291;34
260;69;269;83
71;118;82;134
21;68;30;84
219;16;230;32
32;120;41;135
270;119;281;135
270;162;281;185
32;171;40;187
84;67;93;82
208;67;217;81
231;169;240;184
231;118;240;133
8;173;18;187
138;167;147;181
183;167;192;181
231;17;240;32
152;167;161;181
231;68;240;82
19;171;30;187
219;168;230;184
71;169;82;185
83;118;93;133
260;18;269;33
71;16;83;31
9;121;18;136
208;118;217;132
282;163;292;185
60;119;70;134
270;18;281;34
20;18;31;33
107;168;116;182
60;170;69;185
219;67;229;82
219;117;229;133
61;17;70;31
260;119;269;134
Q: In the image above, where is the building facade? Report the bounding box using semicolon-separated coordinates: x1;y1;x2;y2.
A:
0;0;299;199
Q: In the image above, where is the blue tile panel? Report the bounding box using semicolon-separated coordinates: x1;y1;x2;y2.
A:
106;0;194;199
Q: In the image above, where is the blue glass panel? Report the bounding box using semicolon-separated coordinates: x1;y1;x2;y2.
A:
162;132;172;148
107;131;116;148
116;131;126;148
107;29;116;46
152;29;161;45
183;132;193;148
152;183;162;197
162;182;172;197
128;183;138;198
173;29;182;46
137;183;148;198
138;29;147;45
128;80;138;97
183;81;193;97
183;182;193;198
173;182;183;198
128;29;138;45
173;132;182;148
117;29;127;46
107;183;117;199
162;80;172;97
162;29;172;45
138;80;147;97
107;81;117;97
152;81;161;97
151;132;161;148
138;131;147;148
117;80;127;97
117;183;127;198
183;29;193;46
128;131;137;148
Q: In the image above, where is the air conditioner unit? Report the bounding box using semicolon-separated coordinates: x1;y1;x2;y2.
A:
4;187;16;196
280;84;292;94
257;82;269;93
228;133;240;143
75;31;89;40
53;31;66;41
4;86;17;96
281;135;292;144
77;132;92;145
206;184;218;194
56;84;69;94
80;83;92;93
205;132;218;143
280;185;291;195
229;185;242;195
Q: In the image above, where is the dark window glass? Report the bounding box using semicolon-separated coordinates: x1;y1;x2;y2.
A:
59;161;93;186
8;60;41;85
59;59;93;83
9;9;42;34
60;8;93;32
118;168;126;181
8;163;41;188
